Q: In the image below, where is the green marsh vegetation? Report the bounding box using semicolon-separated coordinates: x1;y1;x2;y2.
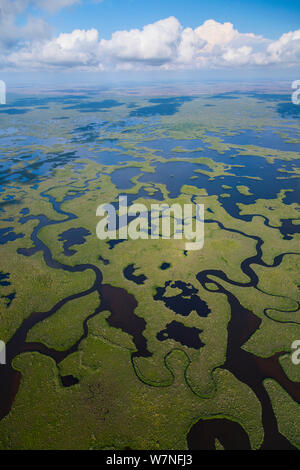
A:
0;90;299;449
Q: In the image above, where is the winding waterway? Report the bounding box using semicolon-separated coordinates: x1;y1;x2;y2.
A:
0;95;300;449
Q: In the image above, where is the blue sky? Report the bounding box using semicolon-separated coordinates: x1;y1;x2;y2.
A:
1;0;299;81
27;0;300;39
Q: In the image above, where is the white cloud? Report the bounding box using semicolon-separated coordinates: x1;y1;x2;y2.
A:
99;17;182;66
8;28;100;68
1;13;300;71
0;0;62;52
176;27;206;65
266;30;300;65
222;46;253;66
195;19;241;47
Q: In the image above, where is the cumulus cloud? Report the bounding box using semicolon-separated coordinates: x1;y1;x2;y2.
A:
0;0;84;47
266;30;300;65
1;12;300;71
0;0;67;52
99;17;183;66
8;28;100;68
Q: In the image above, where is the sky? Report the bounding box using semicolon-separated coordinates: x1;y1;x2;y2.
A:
1;0;300;83
38;0;300;40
